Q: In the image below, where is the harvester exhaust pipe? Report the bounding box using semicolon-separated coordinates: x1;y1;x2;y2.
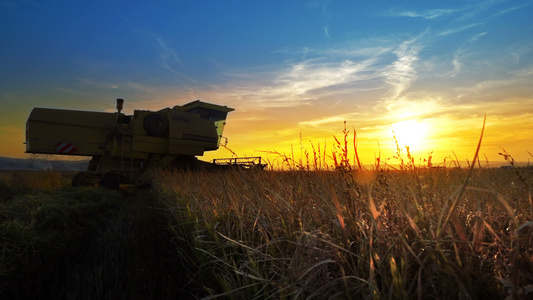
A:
116;98;124;113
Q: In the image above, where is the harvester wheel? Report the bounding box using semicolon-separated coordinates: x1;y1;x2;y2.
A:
71;172;92;187
144;113;168;136
100;172;121;190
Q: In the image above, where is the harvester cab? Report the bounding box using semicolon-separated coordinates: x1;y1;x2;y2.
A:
25;99;245;188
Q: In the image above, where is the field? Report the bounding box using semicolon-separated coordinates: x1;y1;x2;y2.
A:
1;160;532;299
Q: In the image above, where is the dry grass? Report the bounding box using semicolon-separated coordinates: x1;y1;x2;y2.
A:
155;126;533;299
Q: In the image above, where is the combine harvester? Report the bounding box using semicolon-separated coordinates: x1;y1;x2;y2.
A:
25;99;266;188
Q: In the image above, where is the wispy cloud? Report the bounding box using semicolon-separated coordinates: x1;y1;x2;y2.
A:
77;78;119;90
216;46;386;110
456;78;526;95
509;66;533;77
128;26;195;81
508;44;533;65
278;59;377;94
323;25;330;39
54;88;87;96
382;36;423;102
386;1;528;28
485;1;533;19
298;113;359;127
388;8;458;20
450;0;525;23
151;34;189;79
437;22;485;36
448;32;487;77
281;42;393;58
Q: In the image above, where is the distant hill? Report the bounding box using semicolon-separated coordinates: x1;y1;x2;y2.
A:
0;157;89;172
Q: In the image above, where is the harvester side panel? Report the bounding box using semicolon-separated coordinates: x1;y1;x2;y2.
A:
132;135;168;154
26;108;118;156
168;140;205;156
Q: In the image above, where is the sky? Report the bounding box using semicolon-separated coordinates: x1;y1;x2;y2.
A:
1;0;532;168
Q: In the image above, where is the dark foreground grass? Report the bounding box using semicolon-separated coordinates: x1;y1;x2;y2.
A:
0;173;186;300
1;186;121;298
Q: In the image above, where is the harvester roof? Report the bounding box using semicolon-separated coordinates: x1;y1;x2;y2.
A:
180;100;234;113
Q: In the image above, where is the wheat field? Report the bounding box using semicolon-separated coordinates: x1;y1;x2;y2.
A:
153;148;532;300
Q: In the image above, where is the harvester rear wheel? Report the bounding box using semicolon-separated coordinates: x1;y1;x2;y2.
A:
100;172;121;190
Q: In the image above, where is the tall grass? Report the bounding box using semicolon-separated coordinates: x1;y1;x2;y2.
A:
155;126;532;299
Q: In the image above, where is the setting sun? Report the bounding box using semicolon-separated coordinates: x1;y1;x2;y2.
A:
391;119;432;151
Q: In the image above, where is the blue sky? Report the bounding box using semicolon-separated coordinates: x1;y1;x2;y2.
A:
1;0;532;166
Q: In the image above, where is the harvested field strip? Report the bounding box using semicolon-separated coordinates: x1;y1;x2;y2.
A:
1;184;186;299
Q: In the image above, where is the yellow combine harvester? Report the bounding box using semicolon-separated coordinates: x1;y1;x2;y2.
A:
25;99;265;188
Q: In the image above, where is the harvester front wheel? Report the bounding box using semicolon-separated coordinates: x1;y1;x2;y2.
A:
72;172;93;187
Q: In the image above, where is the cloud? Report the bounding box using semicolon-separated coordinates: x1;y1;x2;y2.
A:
450;54;462;77
467;31;488;43
448;32;487;77
298;113;358;127
280;42;393;58
509;67;533;77
128;27;195;81
389;8;458;20
382;36;423;102
77;78;119;90
452;61;533;97
198;35;427;115
151;34;187;78
386;1;528;27
216;46;386;110
278;59;377;94
456;78;524;95
450;0;528;23
485;1;533;19
507;44;533;66
54;88;87;96
437;22;485;36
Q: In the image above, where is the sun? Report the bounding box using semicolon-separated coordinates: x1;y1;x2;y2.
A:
391;119;431;150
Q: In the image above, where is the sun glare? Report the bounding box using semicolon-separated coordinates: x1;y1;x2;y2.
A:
391;119;431;151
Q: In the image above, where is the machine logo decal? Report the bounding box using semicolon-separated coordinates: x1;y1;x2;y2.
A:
183;134;217;143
